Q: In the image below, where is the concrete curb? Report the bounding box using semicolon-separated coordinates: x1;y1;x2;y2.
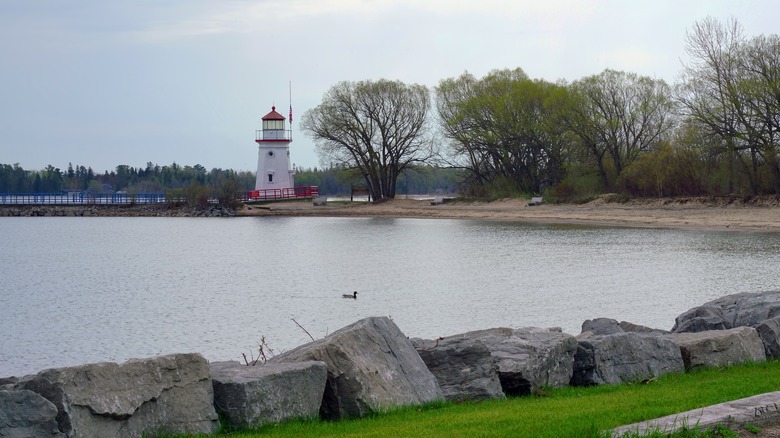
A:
612;391;780;436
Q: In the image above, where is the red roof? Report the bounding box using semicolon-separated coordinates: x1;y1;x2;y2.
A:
262;106;286;121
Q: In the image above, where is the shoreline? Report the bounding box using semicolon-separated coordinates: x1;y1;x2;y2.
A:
1;196;778;231
237;196;780;232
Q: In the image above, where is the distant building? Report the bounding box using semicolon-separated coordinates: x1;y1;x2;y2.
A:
254;106;294;191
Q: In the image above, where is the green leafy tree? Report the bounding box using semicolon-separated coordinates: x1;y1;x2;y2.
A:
436;68;572;195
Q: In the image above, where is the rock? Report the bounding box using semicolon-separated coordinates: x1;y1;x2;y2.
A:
15;353;218;437
570;333;684;386
672;291;780;332
666;327;767;371
0;389;64;437
271;317;443;419
482;327;577;395
210;361;327;428
728;291;780;327
672;305;730;333
755;316;780;358
581;318;623;335
411;336;504;402
618;321;669;334
0;376;19;391
426;327;577;396
412;327;578;400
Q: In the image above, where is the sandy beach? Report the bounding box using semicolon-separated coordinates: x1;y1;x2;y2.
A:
237;196;780;232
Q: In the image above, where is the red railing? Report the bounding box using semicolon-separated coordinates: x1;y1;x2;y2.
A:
246;186;319;201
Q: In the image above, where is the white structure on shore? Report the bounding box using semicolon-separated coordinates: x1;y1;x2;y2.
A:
254;106;294;191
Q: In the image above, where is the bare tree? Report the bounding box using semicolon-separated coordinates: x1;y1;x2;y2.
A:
567;69;677;191
301;80;434;201
678;17;780;194
739;33;780;191
677;17;755;193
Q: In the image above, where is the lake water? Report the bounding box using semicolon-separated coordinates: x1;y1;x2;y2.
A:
1;216;779;378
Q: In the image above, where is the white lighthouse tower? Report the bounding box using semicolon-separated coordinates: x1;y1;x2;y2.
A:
255;106;295;193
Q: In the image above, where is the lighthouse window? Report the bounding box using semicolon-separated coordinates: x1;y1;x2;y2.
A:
263;119;284;130
268;174;273;182
267;151;274;157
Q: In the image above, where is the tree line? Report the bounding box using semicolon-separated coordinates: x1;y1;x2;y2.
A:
302;17;780;201
0;162;251;193
0;161;462;198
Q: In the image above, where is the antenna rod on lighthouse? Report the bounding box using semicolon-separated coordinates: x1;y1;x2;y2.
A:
288;81;293;141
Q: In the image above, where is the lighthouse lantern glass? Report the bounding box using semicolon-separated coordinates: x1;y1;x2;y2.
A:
263;119;284;130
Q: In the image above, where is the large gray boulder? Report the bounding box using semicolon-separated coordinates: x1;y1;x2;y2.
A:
666;327;766;371
481;327;577;395
672;305;730;333
672;291;780;333
754;316;780;358
581;318;624;335
571;332;684;386
0;389;64;437
423;327;576;396
271;317;443;419
729;291;780;327
15;353;218;438
210;360;327;428
411;336;504;402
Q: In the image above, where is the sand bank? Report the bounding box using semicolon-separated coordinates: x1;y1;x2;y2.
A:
237;196;780;232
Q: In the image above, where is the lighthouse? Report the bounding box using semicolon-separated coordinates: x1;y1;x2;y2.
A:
255;105;295;192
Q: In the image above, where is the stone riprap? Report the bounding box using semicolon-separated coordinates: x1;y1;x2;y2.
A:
3;291;780;434
571;332;684;386
666;326;767;371
210;360;327;428
271;316;443;419
0;205;234;217
15;353;218;438
411;336;504;402
0;389;65;438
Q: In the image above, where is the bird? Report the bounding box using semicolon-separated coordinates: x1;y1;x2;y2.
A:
342;291;358;299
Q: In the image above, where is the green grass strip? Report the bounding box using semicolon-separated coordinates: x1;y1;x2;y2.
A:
191;359;780;438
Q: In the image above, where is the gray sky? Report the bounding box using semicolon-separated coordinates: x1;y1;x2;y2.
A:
1;0;777;174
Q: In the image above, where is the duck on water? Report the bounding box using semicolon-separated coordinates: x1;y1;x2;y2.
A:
342;291;358;299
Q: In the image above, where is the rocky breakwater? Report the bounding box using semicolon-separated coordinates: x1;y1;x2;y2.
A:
3;292;780;436
0;204;235;217
0;317;443;436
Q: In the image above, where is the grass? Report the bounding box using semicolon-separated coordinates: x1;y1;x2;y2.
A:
188;360;780;438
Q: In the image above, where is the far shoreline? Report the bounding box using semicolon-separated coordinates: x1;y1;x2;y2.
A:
1;195;779;232
235;196;780;233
